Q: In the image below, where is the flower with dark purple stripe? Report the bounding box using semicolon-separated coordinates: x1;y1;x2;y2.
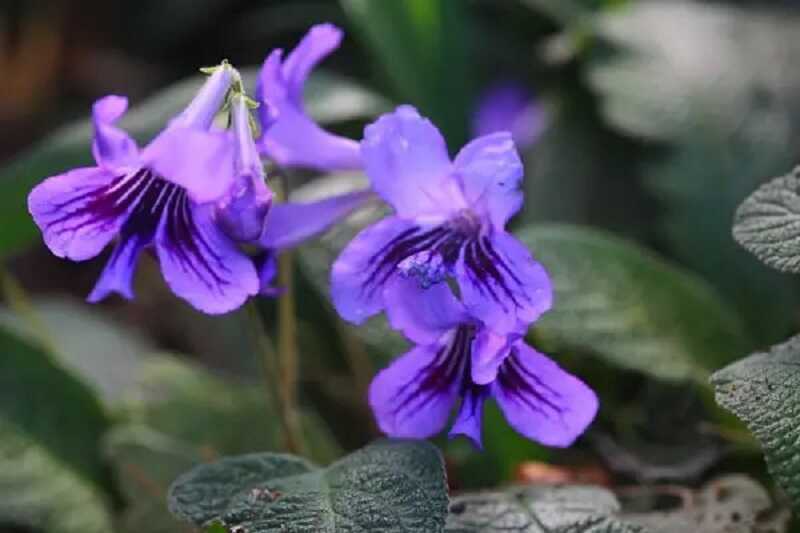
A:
28;64;261;314
256;23;361;172
257;189;373;295
331;105;552;334
369;278;597;448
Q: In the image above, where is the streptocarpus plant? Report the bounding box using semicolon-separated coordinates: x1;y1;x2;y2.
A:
24;21;602;533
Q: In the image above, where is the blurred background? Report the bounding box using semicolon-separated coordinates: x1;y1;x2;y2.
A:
3;0;800;531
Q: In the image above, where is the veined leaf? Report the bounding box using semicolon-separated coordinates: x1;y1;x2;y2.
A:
520;224;750;382
712;335;800;510
168;439;449;533
733;167;800;274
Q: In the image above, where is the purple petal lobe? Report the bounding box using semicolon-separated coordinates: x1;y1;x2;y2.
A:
472;83;545;149
28;167;147;261
449;385;489;449
361;105;466;219
369;327;471;439
470;328;515;385
261;190;372;250
384;275;467;345
142;127;236;204
457;231;552;335
155;203;258;314
92;96;139;168
493;342;598;447
282;23;343;107
256;30;361;171
330;216;417;324
87;237;144;302
256;251;284;297
454;132;524;229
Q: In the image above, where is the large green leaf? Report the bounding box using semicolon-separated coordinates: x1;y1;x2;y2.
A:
108;355;340;533
520;224;750;382
168;439;449;533
585;0;800;343
340;0;473;146
0;69;386;258
0;326;113;532
711;335;800;510
732;167;800;274
445;484;642;532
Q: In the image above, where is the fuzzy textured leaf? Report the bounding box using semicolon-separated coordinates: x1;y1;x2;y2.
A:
168;439;449;533
520;224;750;381
445;485;642;532
733;168;800;273
711;335;800;510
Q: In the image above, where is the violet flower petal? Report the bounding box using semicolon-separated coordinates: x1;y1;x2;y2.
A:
87;237;145;302
384;276;468;345
453;131;524;230
472;83;545;149
256;24;361;171
142;127;236;205
330;215;418;324
456;230;552;335
155;203;259;314
91;96;139;168
369;330;469;439
171;66;234;130
361;105;466;220
449;385;489;449
492;341;598;447
470;327;515;385
261;190;372;250
28;167;132;261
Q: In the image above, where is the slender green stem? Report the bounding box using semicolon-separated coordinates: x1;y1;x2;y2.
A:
244;302;283;419
277;250;306;454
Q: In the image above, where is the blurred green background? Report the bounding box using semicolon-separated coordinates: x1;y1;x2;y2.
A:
2;0;800;531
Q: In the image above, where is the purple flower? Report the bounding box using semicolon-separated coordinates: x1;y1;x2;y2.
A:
472;82;545;149
257;189;373;295
28;65;261;314
331;105;552;335
369;278;597;448
256;23;361;172
216;93;273;242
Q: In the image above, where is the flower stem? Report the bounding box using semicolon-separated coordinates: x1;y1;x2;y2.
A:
277;249;306;455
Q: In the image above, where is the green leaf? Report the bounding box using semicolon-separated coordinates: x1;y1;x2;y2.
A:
0;326;113;532
340;0;473;146
733;167;800;274
0;68;386;258
520;224;751;382
585;1;800;343
711;335;800;510
168;439;449;533
445;484;642;532
108;355;341;533
0;296;152;404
